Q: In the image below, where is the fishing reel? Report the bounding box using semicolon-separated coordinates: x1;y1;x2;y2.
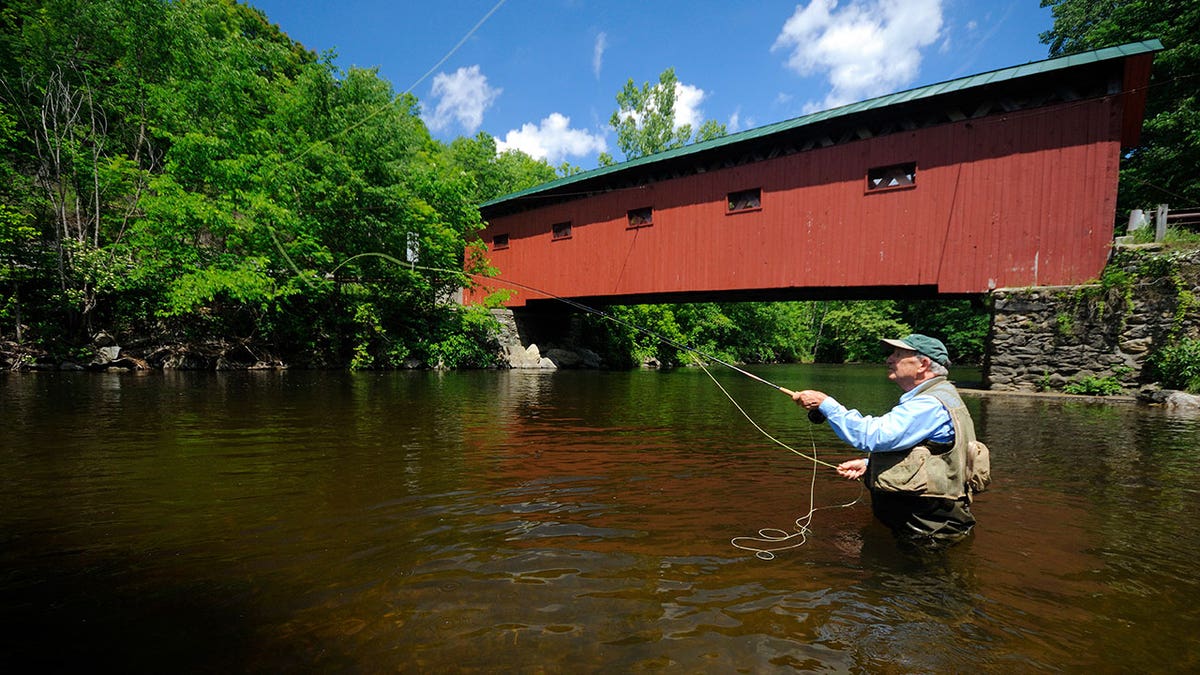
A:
807;408;826;424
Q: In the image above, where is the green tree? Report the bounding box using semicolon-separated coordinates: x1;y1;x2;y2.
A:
448;132;557;204
896;298;990;365
609;67;727;160
0;101;42;344
124;0;323;348
0;0;505;368
582;298;913;367
0;0;175;342
1040;0;1200;218
813;300;909;363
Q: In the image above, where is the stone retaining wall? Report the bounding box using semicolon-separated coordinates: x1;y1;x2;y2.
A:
987;248;1200;392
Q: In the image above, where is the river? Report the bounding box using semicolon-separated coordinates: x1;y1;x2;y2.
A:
3;366;1199;672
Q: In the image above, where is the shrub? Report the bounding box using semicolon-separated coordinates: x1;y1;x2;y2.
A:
1036;371;1053;392
1145;338;1200;393
1063;375;1125;396
425;305;505;369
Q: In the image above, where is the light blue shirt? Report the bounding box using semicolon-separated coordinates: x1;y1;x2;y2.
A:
817;385;954;453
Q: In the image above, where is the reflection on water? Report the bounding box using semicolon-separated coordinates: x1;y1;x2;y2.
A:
3;367;1200;671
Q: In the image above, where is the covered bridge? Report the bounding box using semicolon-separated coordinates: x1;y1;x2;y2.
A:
465;40;1161;309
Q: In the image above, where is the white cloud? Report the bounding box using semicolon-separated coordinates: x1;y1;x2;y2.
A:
727;108;755;133
424;65;500;133
673;82;706;130
772;0;944;112
593;32;608;79
496;113;607;164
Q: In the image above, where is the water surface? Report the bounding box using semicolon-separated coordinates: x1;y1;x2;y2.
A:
3;366;1198;672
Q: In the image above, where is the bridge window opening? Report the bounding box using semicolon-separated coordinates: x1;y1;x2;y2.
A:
492;233;510;250
627;207;654;229
867;162;917;192
552;221;572;240
727;188;762;213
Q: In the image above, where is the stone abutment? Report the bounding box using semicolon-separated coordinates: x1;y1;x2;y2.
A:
987;248;1200;393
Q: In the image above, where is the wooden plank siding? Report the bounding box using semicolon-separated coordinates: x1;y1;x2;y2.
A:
465;43;1157;309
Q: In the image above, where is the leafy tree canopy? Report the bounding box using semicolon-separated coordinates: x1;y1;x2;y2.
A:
0;0;560;368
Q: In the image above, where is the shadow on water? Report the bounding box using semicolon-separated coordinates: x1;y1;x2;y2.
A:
1;544;311;673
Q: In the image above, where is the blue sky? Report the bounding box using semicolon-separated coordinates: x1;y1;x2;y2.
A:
247;0;1056;168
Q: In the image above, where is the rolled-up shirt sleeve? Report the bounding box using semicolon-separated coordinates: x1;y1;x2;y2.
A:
816;392;953;453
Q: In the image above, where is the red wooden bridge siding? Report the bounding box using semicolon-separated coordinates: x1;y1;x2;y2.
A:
466;42;1158;308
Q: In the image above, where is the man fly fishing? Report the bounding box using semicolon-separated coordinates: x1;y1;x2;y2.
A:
792;334;987;548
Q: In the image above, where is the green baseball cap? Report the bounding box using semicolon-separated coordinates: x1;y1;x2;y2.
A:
881;333;950;366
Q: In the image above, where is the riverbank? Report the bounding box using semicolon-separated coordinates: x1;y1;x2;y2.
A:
957;379;1200;414
0;336;288;372
6;243;1198;414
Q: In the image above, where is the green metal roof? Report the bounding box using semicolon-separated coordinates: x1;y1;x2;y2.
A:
481;39;1163;211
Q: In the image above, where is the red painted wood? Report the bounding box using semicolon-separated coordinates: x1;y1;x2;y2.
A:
1121;53;1154;147
466;96;1130;307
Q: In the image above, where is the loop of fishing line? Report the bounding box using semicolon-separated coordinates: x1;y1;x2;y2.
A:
729;482;864;561
689;354;862;559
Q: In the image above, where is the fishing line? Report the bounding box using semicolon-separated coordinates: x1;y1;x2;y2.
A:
401;0;508;98
689;353;862;560
688;352;835;469
493;282;864;557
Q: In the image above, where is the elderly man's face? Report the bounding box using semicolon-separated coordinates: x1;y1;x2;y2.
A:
886;347;927;390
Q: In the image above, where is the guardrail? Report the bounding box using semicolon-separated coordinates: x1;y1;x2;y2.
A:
1127;205;1200;241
